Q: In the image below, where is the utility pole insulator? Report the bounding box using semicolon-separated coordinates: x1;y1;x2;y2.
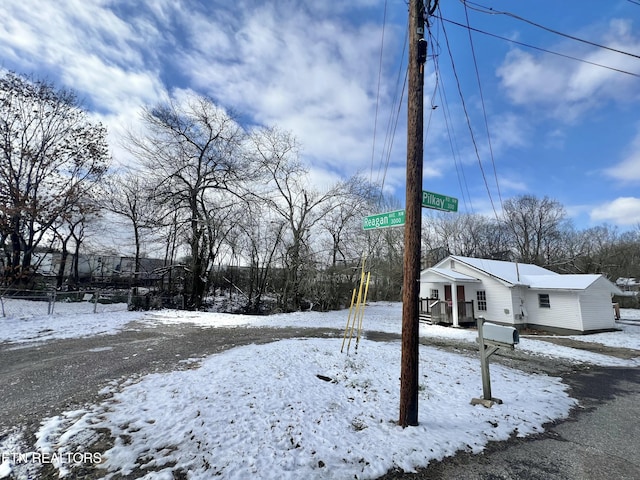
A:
417;38;427;65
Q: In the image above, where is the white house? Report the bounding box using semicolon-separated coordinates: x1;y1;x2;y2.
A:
419;255;622;334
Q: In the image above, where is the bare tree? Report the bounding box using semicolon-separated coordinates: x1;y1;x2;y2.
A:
502;195;568;265
50;194;101;289
127;93;245;309
315;175;380;309
101;170;158;286
233;201;286;313
0;73;110;286
424;212;511;260
248;127;342;311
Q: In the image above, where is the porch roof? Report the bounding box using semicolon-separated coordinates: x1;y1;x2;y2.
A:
421;267;481;283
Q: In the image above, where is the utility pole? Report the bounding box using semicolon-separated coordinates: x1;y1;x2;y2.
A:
399;0;429;427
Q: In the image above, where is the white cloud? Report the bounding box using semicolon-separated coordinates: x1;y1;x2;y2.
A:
175;1;403;180
0;0;411;192
496;19;640;122
606;128;640;182
496;175;528;193
0;1;170;167
489;112;530;151
590;197;640;225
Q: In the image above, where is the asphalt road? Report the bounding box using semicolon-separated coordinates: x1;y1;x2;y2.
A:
1;323;639;479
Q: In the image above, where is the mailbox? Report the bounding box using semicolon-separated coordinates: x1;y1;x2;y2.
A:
482;322;519;346
473;319;519;406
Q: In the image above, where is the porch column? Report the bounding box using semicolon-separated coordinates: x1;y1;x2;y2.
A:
451;282;459;327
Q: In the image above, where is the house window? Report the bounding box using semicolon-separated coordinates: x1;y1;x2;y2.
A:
538;294;551;308
477;290;487;311
430;289;439;299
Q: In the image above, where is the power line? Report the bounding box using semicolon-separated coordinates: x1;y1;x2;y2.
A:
461;2;504;212
440;14;500;222
437;16;640;78
370;0;388;183
461;0;640;60
426;17;474;214
375;18;409;201
433;51;474;214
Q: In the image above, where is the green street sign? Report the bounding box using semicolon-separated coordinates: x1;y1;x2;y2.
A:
422;190;458;212
363;209;406;230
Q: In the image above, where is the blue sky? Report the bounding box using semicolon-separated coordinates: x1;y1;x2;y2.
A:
1;0;639;230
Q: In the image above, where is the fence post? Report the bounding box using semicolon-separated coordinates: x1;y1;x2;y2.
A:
94;290;99;313
50;291;56;315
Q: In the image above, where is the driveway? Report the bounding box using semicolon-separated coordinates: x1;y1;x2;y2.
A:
1;323;638;479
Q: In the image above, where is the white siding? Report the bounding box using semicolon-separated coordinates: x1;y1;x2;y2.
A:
578;277;616;331
510;286;528;326
419;282;438;299
446;260;516;325
524;290;582;331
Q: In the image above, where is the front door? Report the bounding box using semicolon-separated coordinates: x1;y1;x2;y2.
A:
444;285;466;302
444;285;466;324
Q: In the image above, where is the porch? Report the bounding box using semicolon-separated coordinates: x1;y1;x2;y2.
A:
419;297;476;325
419;266;481;327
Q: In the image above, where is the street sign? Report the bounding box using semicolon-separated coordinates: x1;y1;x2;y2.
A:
422;190;458;212
363;209;405;230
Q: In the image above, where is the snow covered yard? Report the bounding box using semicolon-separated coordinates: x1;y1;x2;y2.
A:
1;302;639;479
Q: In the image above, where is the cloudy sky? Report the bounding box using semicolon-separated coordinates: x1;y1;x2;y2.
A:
1;0;639;229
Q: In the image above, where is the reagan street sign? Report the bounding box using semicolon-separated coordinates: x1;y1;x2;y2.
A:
422;190;458;212
363;209;406;230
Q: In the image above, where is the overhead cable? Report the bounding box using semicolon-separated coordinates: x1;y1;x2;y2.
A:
437;16;640;78
440;13;500;221
461;0;640;60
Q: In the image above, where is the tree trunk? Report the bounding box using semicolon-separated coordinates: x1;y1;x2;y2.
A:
56;248;69;289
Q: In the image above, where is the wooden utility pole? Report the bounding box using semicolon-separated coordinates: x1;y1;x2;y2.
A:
399;0;427;427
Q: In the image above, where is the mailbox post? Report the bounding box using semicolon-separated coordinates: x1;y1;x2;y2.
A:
472;317;519;408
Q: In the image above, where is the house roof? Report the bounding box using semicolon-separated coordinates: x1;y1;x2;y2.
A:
427;256;622;294
445;256;557;286
521;274;600;290
423;267;481;283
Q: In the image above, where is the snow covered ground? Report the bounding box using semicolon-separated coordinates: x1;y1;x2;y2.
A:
1;302;639;479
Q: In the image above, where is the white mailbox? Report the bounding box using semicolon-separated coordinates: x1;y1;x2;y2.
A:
473;318;520;407
483;322;519;346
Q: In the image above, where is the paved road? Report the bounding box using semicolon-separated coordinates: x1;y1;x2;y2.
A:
1;323;639;479
380;366;640;480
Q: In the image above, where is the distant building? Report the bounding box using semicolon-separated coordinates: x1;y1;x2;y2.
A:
616;277;640;292
32;252;167;287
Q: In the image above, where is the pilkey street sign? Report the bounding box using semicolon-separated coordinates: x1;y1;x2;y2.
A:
422;190;458;212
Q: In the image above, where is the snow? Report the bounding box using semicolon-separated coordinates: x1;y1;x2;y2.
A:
449;255;558;284
520;273;601;290
1;301;640;479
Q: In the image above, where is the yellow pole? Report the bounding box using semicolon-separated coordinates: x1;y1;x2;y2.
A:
355;271;371;348
346;257;367;354
341;288;358;353
347;265;364;353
